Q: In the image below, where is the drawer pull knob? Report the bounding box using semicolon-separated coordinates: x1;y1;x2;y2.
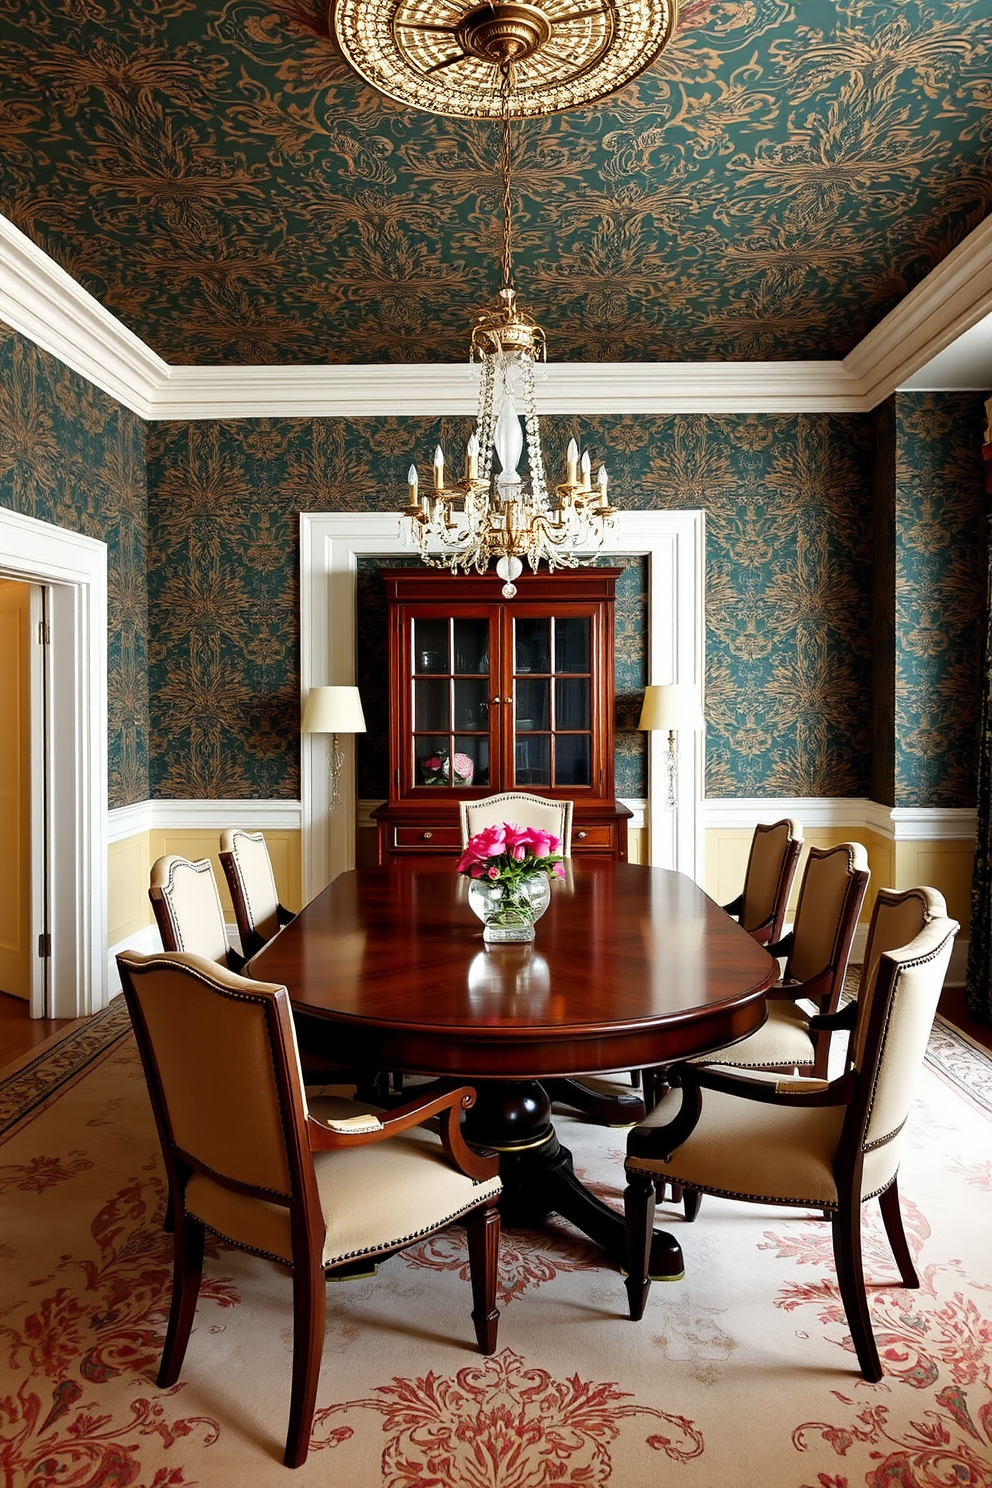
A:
577;831;587;840
422;831;433;840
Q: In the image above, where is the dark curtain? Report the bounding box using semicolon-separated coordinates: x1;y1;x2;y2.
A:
965;491;992;1020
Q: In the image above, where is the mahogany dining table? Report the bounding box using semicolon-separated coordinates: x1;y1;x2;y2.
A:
246;858;778;1279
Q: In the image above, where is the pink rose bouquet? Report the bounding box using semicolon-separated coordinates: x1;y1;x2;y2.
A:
456;821;566;884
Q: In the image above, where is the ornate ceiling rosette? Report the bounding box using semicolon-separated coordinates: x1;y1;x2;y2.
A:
329;0;678;119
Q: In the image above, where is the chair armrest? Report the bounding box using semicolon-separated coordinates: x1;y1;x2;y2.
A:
673;1060;856;1108
627;1063;856;1164
766;930;793;959
306;1085;499;1182
721;894;744;919
277;904;295;928
809;1000;858;1032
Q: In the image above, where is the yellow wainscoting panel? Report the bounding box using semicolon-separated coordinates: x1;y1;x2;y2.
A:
893;840;974;935
108;832;153;944
153;828;303;918
626;826;645;865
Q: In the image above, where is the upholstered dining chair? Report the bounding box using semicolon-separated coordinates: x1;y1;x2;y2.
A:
675;841;871;1087
219;828;295;959
723;817;804;946
622;909;958;1382
460;792;573;856
149;854;241;970
117;949;502;1470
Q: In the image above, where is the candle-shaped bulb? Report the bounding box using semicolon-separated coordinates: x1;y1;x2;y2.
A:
580;450;592;491
466;432;479;480
597;465;609;504
407;464;418;501
433;445;445;489
565;437;579;486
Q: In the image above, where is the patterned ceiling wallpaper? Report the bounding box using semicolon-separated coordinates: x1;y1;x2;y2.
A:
1;0;990;364
0;326;149;810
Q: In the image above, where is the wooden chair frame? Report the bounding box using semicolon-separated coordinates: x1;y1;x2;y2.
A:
623;916;958;1381
118;951;501;1468
219;828;295;960
722;817;803;946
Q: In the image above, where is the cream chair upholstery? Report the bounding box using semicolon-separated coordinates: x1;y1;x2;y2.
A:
149;854;240;970
460;792;573;856
117;950;502;1470
723;818;803;945
623;910;959;1382
219;828;294;959
687;841;870;1081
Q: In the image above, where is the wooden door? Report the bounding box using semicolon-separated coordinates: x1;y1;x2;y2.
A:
0;581;37;1000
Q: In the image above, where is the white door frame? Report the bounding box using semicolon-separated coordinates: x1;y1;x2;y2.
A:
0;508;108;1017
300;511;704;902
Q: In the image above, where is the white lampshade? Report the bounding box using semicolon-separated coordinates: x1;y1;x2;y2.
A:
637;683;705;733
301;685;366;734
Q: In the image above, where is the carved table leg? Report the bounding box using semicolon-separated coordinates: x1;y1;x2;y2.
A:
463;1080;684;1279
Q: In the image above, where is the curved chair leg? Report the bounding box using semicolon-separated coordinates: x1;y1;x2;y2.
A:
465;1200;501;1355
878;1178;919;1288
158;1213;205;1387
623;1173;657;1321
830;1203;882;1383
284;1262;327;1469
683;1188;702;1222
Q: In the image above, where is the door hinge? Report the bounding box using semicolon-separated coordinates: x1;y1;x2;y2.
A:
38;931;51;958
38;620;50;645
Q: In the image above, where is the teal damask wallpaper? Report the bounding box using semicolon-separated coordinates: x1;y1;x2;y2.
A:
2;326;985;811
0;326;149;809
145;410;878;800
895;391;988;807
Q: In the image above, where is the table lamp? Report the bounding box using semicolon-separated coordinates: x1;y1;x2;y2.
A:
301;685;366;810
638;684;705;808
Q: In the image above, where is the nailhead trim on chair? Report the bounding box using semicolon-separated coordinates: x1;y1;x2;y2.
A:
188;1192;501;1270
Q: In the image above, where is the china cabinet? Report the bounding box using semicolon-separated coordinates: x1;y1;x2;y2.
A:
372;568;631;861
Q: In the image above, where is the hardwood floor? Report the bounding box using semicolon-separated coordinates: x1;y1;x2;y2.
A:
937;985;992;1055
0;992;75;1072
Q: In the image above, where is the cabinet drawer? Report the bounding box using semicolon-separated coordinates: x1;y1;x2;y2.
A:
393;826;463;850
572;825;615;850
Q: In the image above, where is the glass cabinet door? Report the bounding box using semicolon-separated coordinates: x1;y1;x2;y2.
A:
512;613;592;789
410;615;491;788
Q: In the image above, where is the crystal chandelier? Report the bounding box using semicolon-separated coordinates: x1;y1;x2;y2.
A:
402;116;616;598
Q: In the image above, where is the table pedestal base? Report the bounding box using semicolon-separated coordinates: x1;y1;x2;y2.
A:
464;1080;683;1280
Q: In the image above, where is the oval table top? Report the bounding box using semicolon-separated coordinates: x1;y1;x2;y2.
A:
248;859;779;1081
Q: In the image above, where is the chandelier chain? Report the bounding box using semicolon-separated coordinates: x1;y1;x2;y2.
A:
499;110;513;292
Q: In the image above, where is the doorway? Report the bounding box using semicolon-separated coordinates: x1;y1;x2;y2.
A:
0;577;46;1017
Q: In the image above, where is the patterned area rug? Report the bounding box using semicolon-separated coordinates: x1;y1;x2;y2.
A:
1;1004;991;1485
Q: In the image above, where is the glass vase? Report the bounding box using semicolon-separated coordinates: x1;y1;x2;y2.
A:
467;873;552;943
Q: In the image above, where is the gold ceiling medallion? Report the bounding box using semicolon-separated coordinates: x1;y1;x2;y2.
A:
330;0;678;119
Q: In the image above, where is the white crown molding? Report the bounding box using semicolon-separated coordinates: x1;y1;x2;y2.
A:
4;208;992;419
847;212;992;405
107;798;303;841
705;796;977;842
0;214;166;419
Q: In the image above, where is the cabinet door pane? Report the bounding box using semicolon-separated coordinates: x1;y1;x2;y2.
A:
555;734;590;786
555;617;590;673
454;679;489;731
515;618;550;674
414;736;451;785
515;734;550;786
453;619;489;674
415;678;450;732
555;678;589;730
453;737;489;787
516;678;549;731
414;618;449;673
